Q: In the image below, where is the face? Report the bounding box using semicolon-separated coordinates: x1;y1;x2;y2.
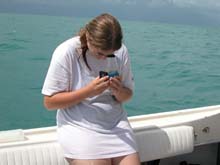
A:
87;42;114;59
87;38;114;60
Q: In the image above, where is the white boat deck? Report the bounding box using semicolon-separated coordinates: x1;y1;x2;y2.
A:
131;105;220;128
130;105;220;146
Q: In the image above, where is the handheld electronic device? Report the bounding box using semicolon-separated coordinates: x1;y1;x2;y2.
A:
99;71;119;78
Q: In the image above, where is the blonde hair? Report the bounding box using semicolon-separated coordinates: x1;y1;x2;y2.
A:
78;13;123;69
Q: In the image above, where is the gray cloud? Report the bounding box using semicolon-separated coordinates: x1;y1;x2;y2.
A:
0;0;220;26
169;0;220;8
106;0;220;9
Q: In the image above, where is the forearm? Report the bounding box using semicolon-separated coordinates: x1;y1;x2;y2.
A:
44;86;92;110
44;76;110;110
113;87;133;103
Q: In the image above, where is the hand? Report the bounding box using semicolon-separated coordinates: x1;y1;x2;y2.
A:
86;76;110;97
109;76;123;96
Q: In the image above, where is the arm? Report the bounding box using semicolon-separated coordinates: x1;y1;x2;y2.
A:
44;76;109;110
44;86;91;110
110;44;134;103
109;77;133;103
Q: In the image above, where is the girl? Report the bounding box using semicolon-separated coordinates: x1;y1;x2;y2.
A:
42;13;140;165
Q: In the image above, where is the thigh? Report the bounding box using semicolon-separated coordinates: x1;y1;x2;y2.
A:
67;158;111;165
112;152;140;165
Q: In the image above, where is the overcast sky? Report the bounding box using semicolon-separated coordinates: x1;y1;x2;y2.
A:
1;0;220;26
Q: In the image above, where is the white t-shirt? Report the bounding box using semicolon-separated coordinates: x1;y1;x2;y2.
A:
42;36;134;133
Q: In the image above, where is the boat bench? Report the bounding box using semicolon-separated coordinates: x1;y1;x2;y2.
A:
0;143;68;165
0;126;194;165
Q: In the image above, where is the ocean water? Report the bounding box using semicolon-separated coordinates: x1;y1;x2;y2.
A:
1;13;220;131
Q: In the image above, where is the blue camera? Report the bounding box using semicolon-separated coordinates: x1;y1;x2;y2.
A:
99;71;119;78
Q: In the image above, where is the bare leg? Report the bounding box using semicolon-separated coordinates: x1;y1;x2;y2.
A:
67;158;111;165
112;152;140;165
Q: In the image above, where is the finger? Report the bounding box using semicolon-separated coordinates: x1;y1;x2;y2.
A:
109;85;119;95
99;76;109;82
109;80;120;90
110;85;118;91
98;79;110;89
110;77;120;86
116;76;122;81
113;75;121;81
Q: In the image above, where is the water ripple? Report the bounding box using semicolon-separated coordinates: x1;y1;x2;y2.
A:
0;43;25;51
29;57;48;61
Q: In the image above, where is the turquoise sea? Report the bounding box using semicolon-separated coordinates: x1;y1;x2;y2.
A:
1;13;220;131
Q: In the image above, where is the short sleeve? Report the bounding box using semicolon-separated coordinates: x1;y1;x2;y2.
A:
42;45;71;96
42;63;70;96
119;45;135;91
